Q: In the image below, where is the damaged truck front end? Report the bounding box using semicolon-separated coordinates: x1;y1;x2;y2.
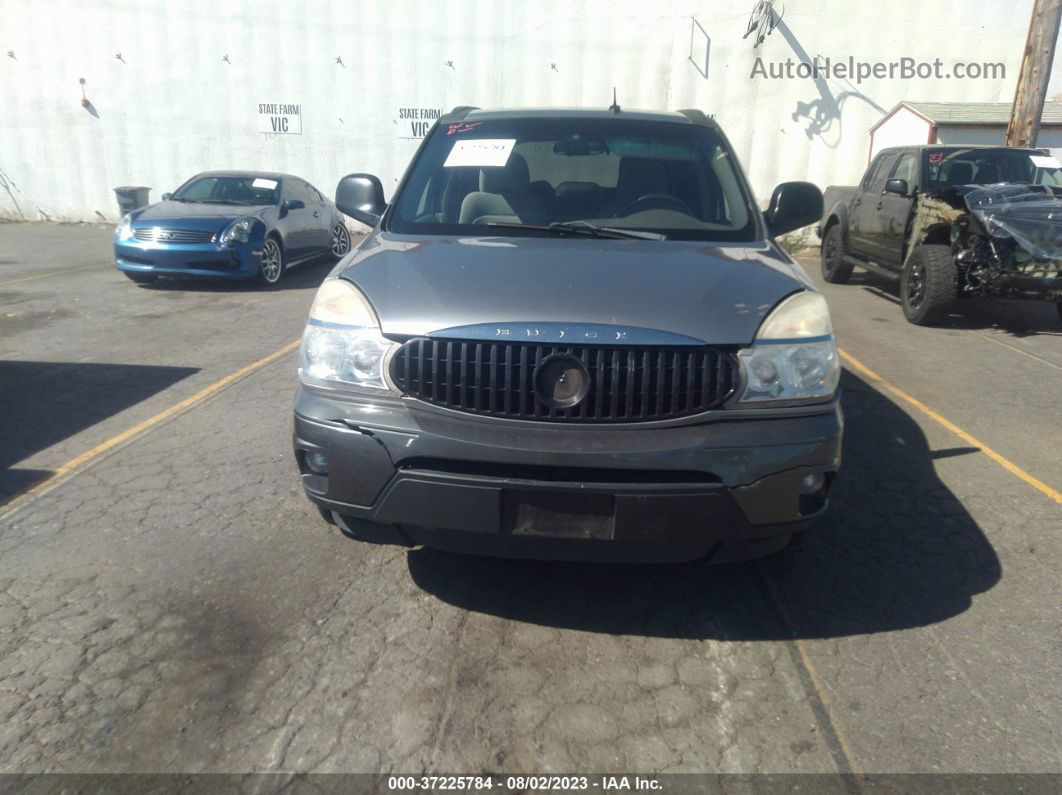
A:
902;184;1062;324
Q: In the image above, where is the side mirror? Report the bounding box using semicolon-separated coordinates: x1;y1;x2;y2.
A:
161;192;172;201
883;178;909;196
336;174;386;226
283;198;305;211
763;181;823;237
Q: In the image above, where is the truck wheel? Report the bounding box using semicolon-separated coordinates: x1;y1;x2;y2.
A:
820;225;853;284
901;244;956;325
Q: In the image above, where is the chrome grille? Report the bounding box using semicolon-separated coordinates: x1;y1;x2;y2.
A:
390;338;738;422
132;227;216;243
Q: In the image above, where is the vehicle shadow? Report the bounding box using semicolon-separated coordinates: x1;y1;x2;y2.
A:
857;277;1062;337
134;255;338;294
405;369;1002;640
0;361;198;501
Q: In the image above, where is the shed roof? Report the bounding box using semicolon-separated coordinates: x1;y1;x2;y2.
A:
902;101;1062;125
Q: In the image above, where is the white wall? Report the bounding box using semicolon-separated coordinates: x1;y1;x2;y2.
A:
0;0;1051;222
870;107;932;160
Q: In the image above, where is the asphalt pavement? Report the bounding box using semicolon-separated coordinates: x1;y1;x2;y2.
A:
0;222;1059;776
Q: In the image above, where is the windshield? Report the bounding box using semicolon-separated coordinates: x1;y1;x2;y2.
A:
1035;165;1062;186
172;175;281;205
924;148;1053;190
389;118;758;241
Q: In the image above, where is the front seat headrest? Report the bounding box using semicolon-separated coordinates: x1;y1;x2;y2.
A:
947;162;974;185
480;154;531;193
616;158;669;198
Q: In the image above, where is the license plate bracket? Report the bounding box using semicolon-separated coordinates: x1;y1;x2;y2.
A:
502;490;615;540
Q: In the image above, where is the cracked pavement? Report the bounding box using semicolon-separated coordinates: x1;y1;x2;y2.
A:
0;224;1059;774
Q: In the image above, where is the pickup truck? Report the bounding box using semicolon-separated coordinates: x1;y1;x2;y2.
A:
819;145;1062;324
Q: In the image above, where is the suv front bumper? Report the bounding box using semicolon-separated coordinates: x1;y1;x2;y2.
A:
293;387;843;563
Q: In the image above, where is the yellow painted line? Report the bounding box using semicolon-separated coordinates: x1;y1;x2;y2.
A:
0;339;301;519
840;348;1062;504
758;564;864;780
0;264;102;288
789;636;864;779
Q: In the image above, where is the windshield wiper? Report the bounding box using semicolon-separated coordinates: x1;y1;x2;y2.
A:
553;221;666;240
486;221;666;240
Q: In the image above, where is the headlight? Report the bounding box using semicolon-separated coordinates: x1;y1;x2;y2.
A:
737;291;840;403
220;217;255;245
116;214;134;240
299;279;398;393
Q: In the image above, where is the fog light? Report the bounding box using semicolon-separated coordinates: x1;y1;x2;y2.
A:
800;472;826;495
305;451;329;475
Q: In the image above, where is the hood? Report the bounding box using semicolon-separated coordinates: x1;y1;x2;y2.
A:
132;200;267;231
338;233;812;346
962;183;1062;260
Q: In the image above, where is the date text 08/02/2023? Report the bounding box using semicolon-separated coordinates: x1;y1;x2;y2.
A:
386;776;663;791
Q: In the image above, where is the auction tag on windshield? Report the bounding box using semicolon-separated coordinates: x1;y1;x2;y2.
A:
444;139;516;168
252;178;279;189
1029;155;1061;168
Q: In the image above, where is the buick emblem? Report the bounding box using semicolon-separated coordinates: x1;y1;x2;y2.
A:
533;353;590;409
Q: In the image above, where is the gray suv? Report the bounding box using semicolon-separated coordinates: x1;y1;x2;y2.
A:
293;107;842;563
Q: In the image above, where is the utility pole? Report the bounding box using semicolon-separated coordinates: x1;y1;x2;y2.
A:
1006;0;1062;147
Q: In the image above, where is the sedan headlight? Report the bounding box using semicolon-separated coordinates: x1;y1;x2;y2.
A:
116;214;135;241
299;279;398;393
220;217;255;246
737;291;840;403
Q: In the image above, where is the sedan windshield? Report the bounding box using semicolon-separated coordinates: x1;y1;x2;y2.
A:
172;175;280;206
390;117;758;241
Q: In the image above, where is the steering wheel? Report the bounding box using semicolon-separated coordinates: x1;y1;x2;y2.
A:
618;194;694;217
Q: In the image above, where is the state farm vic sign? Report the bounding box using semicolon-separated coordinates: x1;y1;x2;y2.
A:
257;102;302;135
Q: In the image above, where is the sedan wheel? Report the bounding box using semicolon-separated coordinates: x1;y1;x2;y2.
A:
260;237;284;285
331;222;351;258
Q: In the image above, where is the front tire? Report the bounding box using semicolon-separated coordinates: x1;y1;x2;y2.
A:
330;222;351;259
901;244;956;325
820;224;853;284
259;236;284;285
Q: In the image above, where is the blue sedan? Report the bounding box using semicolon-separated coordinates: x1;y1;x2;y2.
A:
114;171;351;285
